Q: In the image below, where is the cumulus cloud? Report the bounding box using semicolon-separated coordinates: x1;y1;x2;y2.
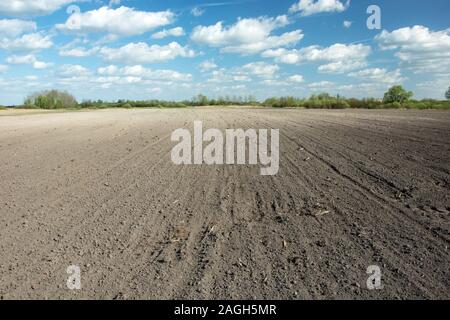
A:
375;25;450;75
0;19;36;37
56;6;174;38
99;42;196;64
289;0;349;16
191;15;303;55
318;60;367;73
6;54;36;64
208;68;251;83
147;87;162;94
33;61;53;69
59;47;99;57
207;61;279;83
307;81;335;89
6;54;52;69
416;77;450;96
0;32;53;51
97;65;119;75
97;65;192;82
336;82;393;98
191;7;205;17
151;27;185;39
59;64;91;77
288;75;305;82
349;68;405;84
109;0;121;6
0;0;78;16
262;43;370;73
376;25;450;52
241;62;279;78
199;60;218;72
343;20;352;28
0;19;51;52
0;65;8;72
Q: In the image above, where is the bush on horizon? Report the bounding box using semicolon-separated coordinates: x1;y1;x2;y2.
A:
25;90;78;109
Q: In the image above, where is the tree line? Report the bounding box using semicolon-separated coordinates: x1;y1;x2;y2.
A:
7;85;450;110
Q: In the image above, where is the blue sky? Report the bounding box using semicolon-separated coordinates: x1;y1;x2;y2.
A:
0;0;449;105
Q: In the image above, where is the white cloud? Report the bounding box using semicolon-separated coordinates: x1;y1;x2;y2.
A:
261;79;288;86
32;61;52;69
225;30;303;55
0;0;78;16
99;42;195;64
376;25;450;52
318;60;366;73
262;48;302;64
349;68;405;84
6;54;52;69
0;19;36;37
343;20;352;28
191;7;205;17
0;32;53;51
336;82;391;98
289;0;349;16
59;47;99;57
7;54;37;64
147;87;162;94
97;64;192;82
307;81;335;89
123;66;192;82
25;75;38;81
416;78;450;99
199;60;218;72
56;6;175;37
241;62;279;78
375;25;450;75
191;15;303;55
151;27;185;39
98;65;119;75
109;0;121;6
0;65;8;72
59;64;91;77
207;68;250;83
298;43;369;62
262;43;370;73
288;74;305;82
207;61;280;84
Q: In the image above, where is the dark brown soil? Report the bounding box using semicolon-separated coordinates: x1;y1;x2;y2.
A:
0;108;448;299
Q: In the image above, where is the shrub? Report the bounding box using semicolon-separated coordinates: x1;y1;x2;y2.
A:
25;90;78;109
263;97;280;107
383;85;413;104
331;99;350;109
383;102;402;109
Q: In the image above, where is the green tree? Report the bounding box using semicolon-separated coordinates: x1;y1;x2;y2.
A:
25;90;78;109
446;87;450;101
383;85;413;104
193;94;209;106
